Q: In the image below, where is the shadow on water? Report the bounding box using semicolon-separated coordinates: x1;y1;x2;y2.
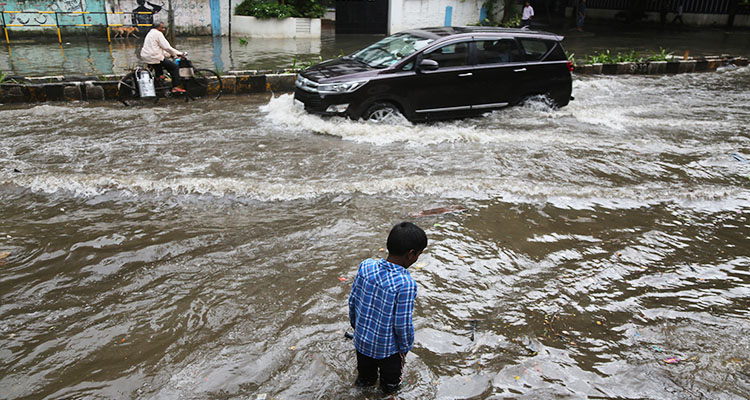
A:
1;24;748;77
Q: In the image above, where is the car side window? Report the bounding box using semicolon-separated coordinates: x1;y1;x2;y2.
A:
401;60;415;71
423;42;470;68
476;39;521;65
518;38;555;61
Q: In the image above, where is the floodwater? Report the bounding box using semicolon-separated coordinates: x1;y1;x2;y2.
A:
1;66;750;399
0;24;749;77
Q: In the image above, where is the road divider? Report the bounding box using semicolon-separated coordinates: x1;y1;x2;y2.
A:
573;55;748;75
0;70;296;104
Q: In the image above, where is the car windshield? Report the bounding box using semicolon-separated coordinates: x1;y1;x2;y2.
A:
350;32;434;69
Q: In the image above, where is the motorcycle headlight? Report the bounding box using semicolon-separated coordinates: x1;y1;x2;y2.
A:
317;80;368;94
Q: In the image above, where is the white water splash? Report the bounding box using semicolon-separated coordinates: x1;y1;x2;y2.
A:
4;172;748;212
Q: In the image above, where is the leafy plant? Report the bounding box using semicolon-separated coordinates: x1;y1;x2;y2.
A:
234;0;325;19
647;47;673;62
1;70;9;84
215;64;224;77
566;51;576;66
479;0;518;26
584;49;643;64
501;13;521;28
238;36;248;45
301;56;322;69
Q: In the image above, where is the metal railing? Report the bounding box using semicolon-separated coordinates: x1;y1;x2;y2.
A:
1;10;154;44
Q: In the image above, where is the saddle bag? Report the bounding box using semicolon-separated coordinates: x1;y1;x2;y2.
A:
177;58;195;78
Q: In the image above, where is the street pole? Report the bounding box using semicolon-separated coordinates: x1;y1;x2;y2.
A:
168;0;175;43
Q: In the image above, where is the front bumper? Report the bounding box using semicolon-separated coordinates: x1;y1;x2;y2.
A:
294;88;354;117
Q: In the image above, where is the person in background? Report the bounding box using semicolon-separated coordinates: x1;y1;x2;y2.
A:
140;21;185;93
521;1;534;28
577;0;586;32
672;2;684;24
348;222;427;394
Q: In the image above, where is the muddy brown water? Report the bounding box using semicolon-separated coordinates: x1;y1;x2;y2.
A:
1;67;749;399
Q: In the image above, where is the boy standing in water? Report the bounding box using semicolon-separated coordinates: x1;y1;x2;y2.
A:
348;222;427;393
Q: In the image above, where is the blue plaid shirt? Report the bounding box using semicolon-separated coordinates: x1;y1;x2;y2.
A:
348;258;417;359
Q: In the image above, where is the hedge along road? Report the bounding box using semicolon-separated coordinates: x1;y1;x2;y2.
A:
0;65;749;399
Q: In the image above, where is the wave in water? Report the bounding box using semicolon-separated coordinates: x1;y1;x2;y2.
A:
3;172;748;211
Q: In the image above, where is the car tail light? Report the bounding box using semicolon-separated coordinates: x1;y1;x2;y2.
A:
566;61;574;72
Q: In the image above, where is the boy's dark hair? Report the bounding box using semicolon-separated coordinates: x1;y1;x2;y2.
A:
387;222;428;256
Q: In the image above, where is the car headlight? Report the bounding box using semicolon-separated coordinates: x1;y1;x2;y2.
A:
317;80;368;94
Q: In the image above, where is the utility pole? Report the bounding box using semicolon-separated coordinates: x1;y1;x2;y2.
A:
168;0;175;42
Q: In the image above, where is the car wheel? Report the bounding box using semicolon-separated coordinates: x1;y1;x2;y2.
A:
544;92;569;108
363;102;401;123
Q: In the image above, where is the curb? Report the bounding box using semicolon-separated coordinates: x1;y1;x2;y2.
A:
572;56;747;76
0;71;297;104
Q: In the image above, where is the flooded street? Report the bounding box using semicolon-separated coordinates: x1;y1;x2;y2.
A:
1;25;749;77
1;66;750;399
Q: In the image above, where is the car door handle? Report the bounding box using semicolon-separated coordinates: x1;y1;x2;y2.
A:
513;68;527;73
458;72;473;77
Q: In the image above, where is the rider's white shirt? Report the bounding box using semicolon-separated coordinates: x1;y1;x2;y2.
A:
140;29;180;64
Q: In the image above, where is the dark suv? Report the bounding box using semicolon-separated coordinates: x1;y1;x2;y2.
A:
294;26;573;122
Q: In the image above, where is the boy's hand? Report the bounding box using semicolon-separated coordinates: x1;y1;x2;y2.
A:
400;352;407;367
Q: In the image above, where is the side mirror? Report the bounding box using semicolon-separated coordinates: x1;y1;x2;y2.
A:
418;59;439;71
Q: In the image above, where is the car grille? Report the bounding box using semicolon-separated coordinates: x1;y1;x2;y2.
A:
294;88;324;109
295;74;319;93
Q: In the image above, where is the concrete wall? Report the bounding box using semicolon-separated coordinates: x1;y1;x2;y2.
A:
230;15;321;38
389;0;484;34
0;0;215;35
0;0;107;31
104;0;213;35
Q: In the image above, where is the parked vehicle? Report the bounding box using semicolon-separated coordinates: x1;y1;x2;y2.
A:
294;26;573;122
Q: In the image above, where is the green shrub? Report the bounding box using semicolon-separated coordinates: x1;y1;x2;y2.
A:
501;13;521;28
647;47;673;61
234;0;325;19
287;0;326;18
235;0;294;18
584;49;644;64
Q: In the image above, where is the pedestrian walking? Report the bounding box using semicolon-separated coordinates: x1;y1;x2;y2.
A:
672;2;684;24
521;1;534;28
577;0;586;32
348;222;427;394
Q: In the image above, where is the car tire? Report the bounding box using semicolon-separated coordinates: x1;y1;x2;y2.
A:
545;91;569;108
362;102;402;123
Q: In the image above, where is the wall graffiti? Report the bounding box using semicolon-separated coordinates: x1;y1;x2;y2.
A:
105;0;212;33
131;0;161;27
1;0;215;35
0;0;105;27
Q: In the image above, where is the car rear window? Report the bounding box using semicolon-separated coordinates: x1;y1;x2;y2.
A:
518;38;557;61
476;39;522;64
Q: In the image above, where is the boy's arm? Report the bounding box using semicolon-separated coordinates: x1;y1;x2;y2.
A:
393;281;417;354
